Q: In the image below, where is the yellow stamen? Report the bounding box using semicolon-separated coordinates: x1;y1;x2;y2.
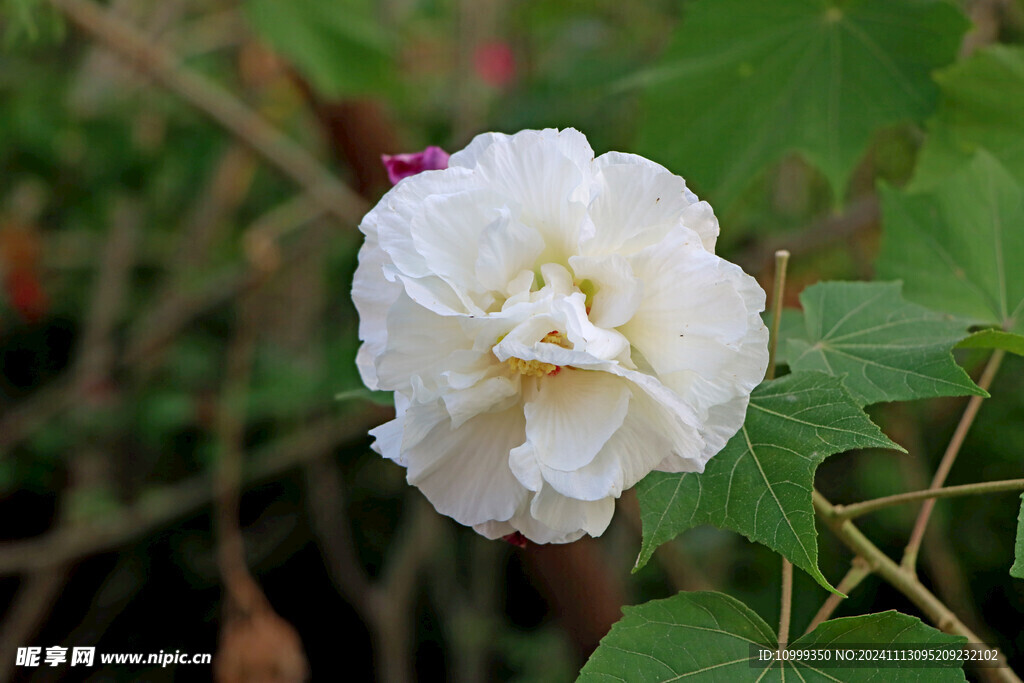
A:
505;331;571;377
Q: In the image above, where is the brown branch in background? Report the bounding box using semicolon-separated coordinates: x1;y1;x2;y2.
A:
169;144;256;279
0;380;74;453
0;199;139;683
902;350;1006;572
212;289;259;607
303;97;399;198
367;498;442;683
211;286;308;683
0;202;350;458
961;0;1010;57
72;197;139;396
0;568;68;683
0;410;387;575
62;554;146;649
881;402;996;646
737;195;880;276
166;7;246;59
48;0;368;225
302;459;374;612
804;557;872;635
814;491;1020;683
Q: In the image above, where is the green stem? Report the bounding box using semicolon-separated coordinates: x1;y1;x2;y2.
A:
766;250;792;649
835;478;1024;520
804;556;872;635
778;558;793;650
813;490;1021;683
902;349;1005;572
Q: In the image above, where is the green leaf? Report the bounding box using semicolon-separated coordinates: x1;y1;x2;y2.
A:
791;612;967;681
913;46;1024;189
635;0;967;207
578;592;775;682
579;592;966;682
878;152;1024;335
1013;494;1024;579
244;0;394;97
635;372;901;591
958;329;1024;358
787;281;984;405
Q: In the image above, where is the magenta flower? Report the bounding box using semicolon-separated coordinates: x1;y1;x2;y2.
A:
381;146;451;185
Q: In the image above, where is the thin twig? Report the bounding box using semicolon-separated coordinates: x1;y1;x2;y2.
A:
367;496;442;683
73;198;139;391
767;249;792;649
887;402;994;641
302;456;374;614
1;204;346;457
0;202;138;683
804;557;872;635
836;478;1024;520
212;287;259;603
48;0;368;226
902;350;1005;572
814;490;1021;683
0;568;69;683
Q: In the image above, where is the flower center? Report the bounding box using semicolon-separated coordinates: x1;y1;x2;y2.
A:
506;331;571;377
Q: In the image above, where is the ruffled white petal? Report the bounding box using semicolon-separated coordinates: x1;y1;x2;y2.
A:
369;167;479;280
568;254;643;329
352;230;402;390
410;188;504;291
621;231;763;377
527;485;615;541
473;519;515;540
450;129;594;263
374;291;477;396
405;402;528;526
582;151;717;256
541;386;703;500
442;372;520;428
521;368;631;472
475;213;544;293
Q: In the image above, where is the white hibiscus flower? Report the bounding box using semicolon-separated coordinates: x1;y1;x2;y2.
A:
352;128;769;544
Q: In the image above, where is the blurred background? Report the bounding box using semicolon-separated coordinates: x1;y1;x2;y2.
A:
1;0;1023;680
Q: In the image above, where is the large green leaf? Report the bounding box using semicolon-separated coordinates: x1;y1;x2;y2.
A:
635;372;901;591
579;592;966;682
1013;494;1024;580
958;329;1024;358
635;0;966;207
878;152;1024;335
244;0;394;97
913;46;1024;189
787;281;983;405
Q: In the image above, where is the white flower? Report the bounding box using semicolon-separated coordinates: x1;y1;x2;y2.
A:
352;128;769;544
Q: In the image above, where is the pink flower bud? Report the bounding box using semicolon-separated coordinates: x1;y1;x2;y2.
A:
381;146;450;185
